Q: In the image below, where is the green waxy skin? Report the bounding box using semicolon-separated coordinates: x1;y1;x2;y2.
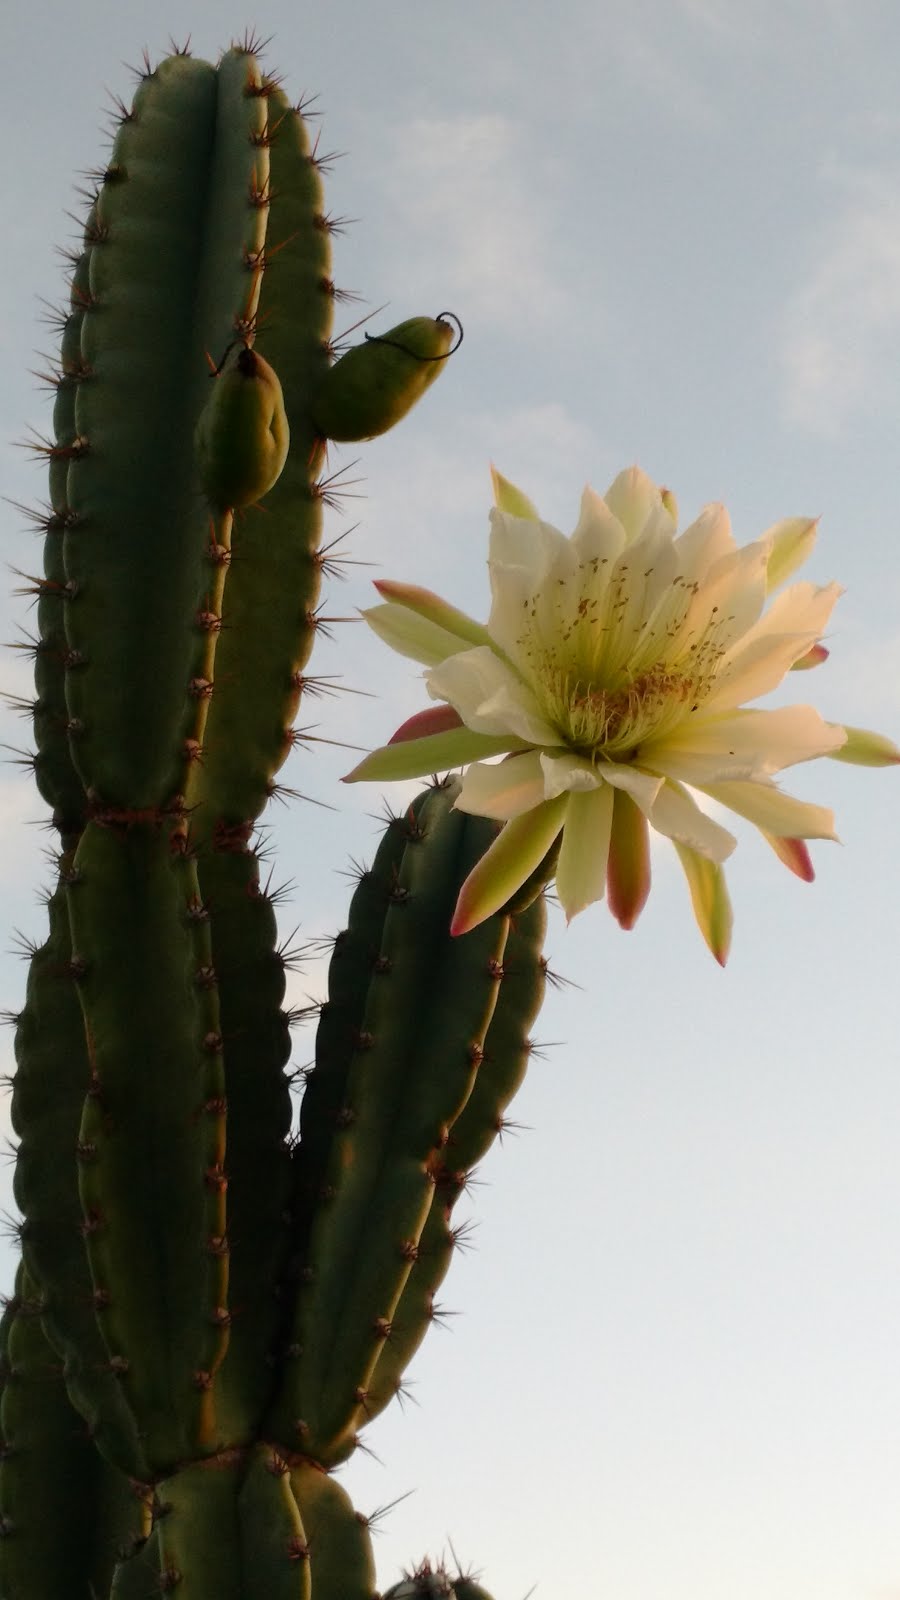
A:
68;821;228;1472
155;1453;245;1600
289;1462;377;1598
364;893;548;1423
238;1444;311;1599
110;1529;161;1599
63;50;270;811
11;869;148;1477
268;781;509;1464
199;845;293;1446
195;343;290;511
9;34;534;1598
0;1268;141;1600
312;315;456;441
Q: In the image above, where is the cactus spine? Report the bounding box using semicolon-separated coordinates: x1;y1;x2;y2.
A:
3;35;546;1599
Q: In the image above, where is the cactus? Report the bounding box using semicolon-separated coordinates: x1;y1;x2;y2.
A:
1;35;547;1600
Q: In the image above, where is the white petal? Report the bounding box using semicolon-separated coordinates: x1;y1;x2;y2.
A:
454;751;547;820
674;503;736;583
555;785;614;918
426;646;561;745
570;485;627;566
701;778;838;841
539;751;602;798
490;465;539;518
603;466;663;540
672;539;770;660
763;516;818;592
597;762;664;810
642;704;848;784
647;780;737;863
709;581;843;709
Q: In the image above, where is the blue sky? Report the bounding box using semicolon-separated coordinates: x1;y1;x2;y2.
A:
2;3;900;1596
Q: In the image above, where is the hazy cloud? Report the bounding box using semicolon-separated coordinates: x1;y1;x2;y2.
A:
781;171;900;436
375;113;568;330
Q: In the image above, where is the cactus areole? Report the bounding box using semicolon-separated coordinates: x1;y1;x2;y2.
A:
2;34;537;1600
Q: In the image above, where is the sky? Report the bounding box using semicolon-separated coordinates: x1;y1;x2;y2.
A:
2;2;900;1596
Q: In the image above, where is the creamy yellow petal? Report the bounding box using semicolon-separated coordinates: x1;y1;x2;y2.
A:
700;778;838;840
603;466;663;541
642;704;847;785
647;780;737;862
427;646;561;745
454;751;547;820
539;751;602;798
490;465;540;518
674;502;736;583
763;516;818;592
555;784;614;919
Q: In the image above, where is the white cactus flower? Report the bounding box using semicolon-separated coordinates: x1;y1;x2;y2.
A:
345;466;898;963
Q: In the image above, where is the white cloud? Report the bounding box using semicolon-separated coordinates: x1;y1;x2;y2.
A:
373;113;568;331
781;171;900;436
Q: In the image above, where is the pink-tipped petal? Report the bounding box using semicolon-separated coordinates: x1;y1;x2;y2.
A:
450;795;569;935
763;833;815;882
673;843;733;965
790;642;829;671
373;579;490;649
606;789;651;930
388;704;464;744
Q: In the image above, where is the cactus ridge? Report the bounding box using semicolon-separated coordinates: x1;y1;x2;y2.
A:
0;1267;148;1599
268;781;509;1462
6;35;536;1598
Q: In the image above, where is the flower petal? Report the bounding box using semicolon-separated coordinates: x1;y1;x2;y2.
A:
790;642;829;671
763;516;818;592
708;580;842;708
827;725;900;766
451;795;569;935
555;784;614;919
427;646;562;745
673;843;733;965
674;503;736;582
373;579;491;649
343;727;526;783
647;780;737;862
539;750;602;798
606;789;651;930
571;485;627;566
362;601;476;666
700;778;838;840
388;704;463;744
454;750;547;820
642;704;847;785
490;465;540;518
603;466;663;541
763;833;815;881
